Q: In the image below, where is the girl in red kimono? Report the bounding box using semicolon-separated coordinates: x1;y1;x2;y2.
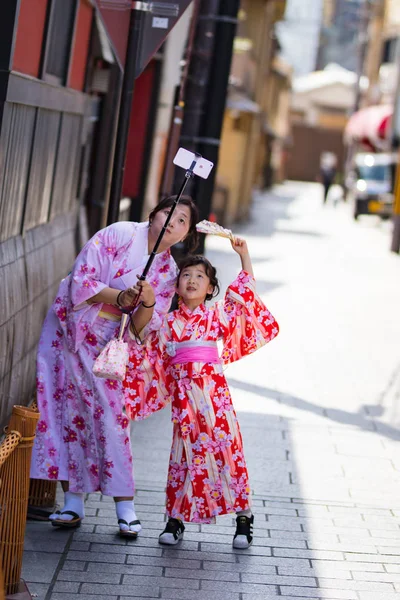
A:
124;238;279;548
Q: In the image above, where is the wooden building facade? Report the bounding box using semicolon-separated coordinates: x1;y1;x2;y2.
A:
0;0;118;427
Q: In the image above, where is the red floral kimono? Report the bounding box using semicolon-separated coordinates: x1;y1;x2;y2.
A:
124;270;279;523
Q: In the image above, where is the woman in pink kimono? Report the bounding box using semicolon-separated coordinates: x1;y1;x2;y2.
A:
124;238;279;548
30;196;198;537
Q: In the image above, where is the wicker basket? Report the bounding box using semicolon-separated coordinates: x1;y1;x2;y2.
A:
0;406;39;595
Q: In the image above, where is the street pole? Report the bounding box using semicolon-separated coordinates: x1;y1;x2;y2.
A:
390;156;400;253
107;7;144;226
344;0;371;184
159;0;201;198
173;0;240;253
390;40;400;253
193;0;240;252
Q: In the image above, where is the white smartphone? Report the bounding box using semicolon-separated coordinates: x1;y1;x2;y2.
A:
173;147;214;179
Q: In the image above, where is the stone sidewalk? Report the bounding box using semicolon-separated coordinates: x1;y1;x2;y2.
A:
22;183;400;599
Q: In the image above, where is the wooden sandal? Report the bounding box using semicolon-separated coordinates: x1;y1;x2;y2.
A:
51;510;82;528
118;518;141;538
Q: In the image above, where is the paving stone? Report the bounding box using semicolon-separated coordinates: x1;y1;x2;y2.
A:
51;595;118;600
160;590;240;600
24;582;49;599
79;583;160;596
357;594;400;600
87;562;163;576
273;548;344;560
199;542;272;556
52;581;80;593
66;550;126;564
204;560;276;575
279;586;358;599
278;565;352;579
165;567;239;582
237;555;311;569
386;566;400;574
69;541;91;552
311;560;385;573
62;561;86;571
353;572;400;583
126;554;202;568
317;578;396;591
344;553;400;564
57;570;121;584
201;579;278;594
123;573;200;589
369;530;400;539
161;548;236;562
241;573;317;587
90;542;164;556
376;546;400;555
21;551;62;583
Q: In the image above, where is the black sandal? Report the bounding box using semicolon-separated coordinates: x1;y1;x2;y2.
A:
51;510;82;528
118;518;141;538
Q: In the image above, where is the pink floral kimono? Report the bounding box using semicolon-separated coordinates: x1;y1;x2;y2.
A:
30;221;178;496
124;270;279;522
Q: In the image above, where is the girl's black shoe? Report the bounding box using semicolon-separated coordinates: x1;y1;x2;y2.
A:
233;514;254;549
159;517;185;545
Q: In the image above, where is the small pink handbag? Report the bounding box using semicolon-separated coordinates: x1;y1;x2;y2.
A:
93;314;129;381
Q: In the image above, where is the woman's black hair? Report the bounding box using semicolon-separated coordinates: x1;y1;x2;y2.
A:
177;255;220;301
148;195;199;253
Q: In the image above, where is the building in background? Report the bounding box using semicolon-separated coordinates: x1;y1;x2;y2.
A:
276;0;324;76
0;0;119;427
317;0;364;73
213;0;291;225
287;64;359;182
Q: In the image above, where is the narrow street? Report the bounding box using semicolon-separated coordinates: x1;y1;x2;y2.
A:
23;182;400;600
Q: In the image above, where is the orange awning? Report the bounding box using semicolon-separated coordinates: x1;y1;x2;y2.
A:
344;104;393;151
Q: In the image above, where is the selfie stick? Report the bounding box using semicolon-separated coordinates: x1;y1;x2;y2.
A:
140;155;199;280
121;152;207;316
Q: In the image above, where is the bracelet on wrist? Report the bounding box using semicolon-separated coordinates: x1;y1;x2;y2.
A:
116;290;124;308
142;301;156;309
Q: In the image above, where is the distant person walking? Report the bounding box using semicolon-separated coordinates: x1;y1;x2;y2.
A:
320;152;337;204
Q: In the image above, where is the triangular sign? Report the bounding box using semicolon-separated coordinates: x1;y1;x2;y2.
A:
94;1;193;75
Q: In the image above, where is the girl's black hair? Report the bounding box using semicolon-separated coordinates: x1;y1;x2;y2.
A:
177;255;220;301
148;195;199;253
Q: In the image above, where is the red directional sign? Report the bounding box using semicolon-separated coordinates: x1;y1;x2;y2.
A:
95;0;193;74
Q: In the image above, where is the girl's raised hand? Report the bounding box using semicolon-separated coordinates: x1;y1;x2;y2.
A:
230;236;249;257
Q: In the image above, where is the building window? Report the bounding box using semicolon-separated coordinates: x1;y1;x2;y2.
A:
42;0;78;85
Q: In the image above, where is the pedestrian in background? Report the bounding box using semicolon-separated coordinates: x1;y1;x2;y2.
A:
124;238;279;548
319;152;338;204
30;196;199;537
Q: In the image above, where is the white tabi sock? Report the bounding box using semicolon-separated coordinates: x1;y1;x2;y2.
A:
49;491;85;521
115;500;142;533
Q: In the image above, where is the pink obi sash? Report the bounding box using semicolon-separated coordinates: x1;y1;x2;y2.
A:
166;341;220;365
102;303;122;316
98;303;123;321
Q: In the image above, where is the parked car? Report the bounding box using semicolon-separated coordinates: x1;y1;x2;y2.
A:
346;152;396;220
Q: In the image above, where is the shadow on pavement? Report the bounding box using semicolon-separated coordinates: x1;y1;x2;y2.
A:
227;377;400;442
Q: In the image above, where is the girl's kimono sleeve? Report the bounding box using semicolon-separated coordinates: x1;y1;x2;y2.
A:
140;259;178;339
217;269;279;366
123;322;171;421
